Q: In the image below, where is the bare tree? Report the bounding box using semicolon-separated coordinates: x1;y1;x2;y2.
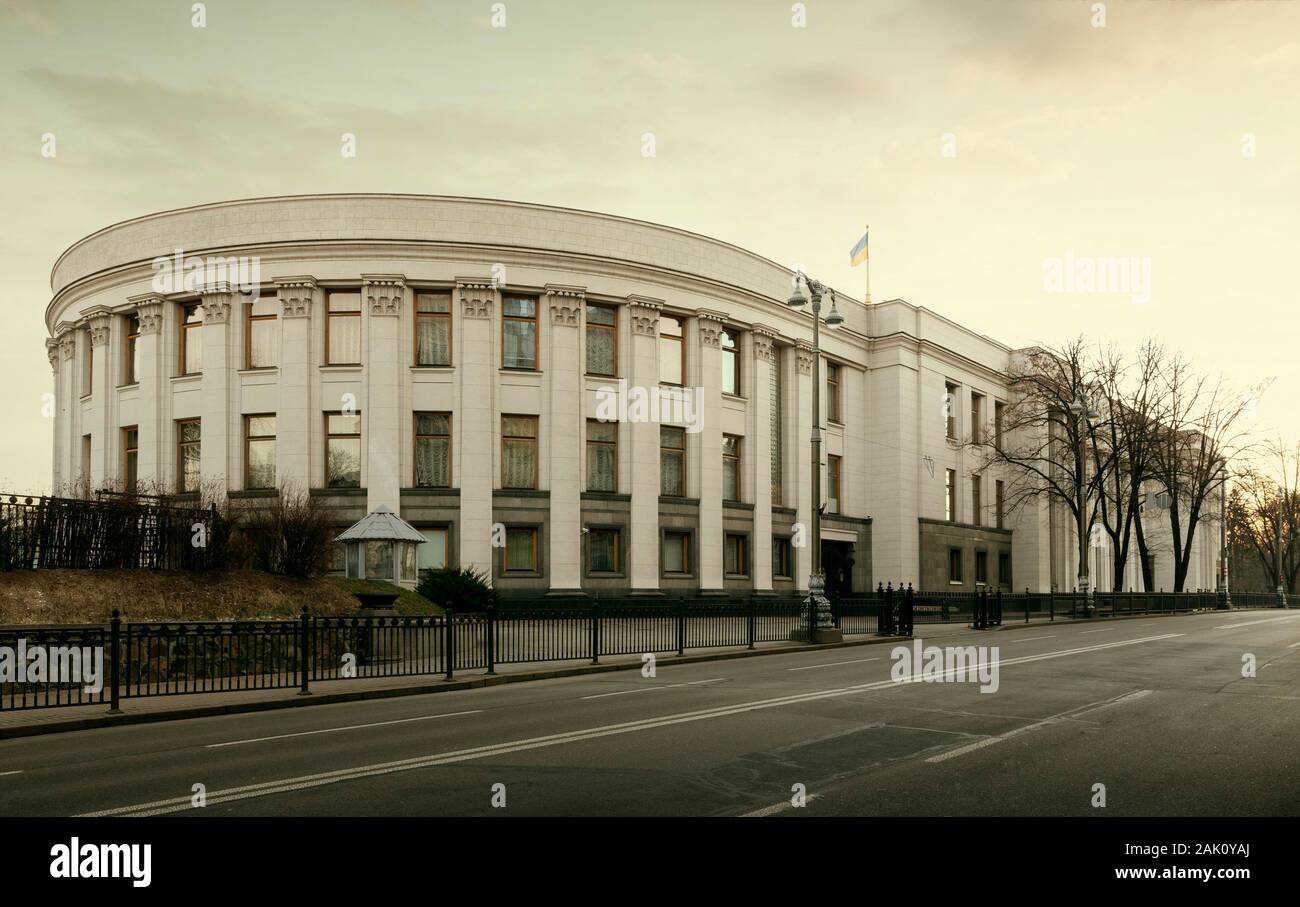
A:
977;337;1116;595
1227;441;1300;594
1147;354;1260;591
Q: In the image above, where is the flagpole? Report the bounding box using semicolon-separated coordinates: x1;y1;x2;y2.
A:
864;224;871;304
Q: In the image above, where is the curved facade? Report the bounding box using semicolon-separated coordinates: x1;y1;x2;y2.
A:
43;194;1219;595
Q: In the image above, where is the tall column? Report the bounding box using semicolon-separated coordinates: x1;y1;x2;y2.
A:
546;285;585;592
457;279;497;580
794;341;815;591
198;284;235;499
275;278;317;495
129;294;165;492
56;330;78;490
750;326;780;592
86;308;113;491
363;275;405;512
696;311;726;592
46;338;62;491
627;296;663;593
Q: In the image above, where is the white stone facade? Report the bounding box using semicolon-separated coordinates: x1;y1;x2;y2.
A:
44;194;1220;595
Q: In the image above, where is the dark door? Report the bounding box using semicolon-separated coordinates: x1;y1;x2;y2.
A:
822;541;854;597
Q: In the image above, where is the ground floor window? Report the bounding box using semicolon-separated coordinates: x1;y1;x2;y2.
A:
773;537;793;579
948;547;963;585
588;527;621;574
503;527;539;573
724;533;749;577
419;527;449;571
998;552;1011;587
662;530;691;575
976;549;988;585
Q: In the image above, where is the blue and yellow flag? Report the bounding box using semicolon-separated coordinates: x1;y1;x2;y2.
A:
849;228;869;267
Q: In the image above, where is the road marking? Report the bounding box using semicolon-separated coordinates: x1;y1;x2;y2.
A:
1288;641;1300;649
1080;628;1115;634
1215;615;1300;630
205;711;483;748
925;690;1152;764
1011;636;1056;642
580;678;724;700
741;793;823;817
77;633;1182;817
787;657;882;672
0;771;22;777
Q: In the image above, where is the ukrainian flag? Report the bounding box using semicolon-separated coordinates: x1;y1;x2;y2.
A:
849;228;869;267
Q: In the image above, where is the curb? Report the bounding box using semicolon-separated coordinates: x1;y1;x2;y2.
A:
0;634;907;741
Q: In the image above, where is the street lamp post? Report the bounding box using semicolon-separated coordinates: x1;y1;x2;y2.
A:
1218;461;1231;609
788;270;843;641
1069;394;1101;611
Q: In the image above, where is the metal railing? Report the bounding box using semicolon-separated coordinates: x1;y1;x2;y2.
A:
0;589;1285;712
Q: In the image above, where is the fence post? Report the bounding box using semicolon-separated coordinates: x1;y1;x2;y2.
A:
1024;587;1030;624
1049;589;1055;622
485;604;496;675
677;596;686;656
298;606;311;696
107;609;122;714
590;599;600;665
996;587;1003;626
444;604;455;681
904;584;914;637
747;596;755;650
876;582;887;636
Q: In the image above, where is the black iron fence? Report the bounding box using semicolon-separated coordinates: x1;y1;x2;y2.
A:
0;492;224;571
0;589;1286;713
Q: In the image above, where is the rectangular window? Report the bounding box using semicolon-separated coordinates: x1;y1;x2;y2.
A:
945;382;959;439
586;420;617;492
180;303;203;375
502;295;538;369
414;292;452;366
325;412;361;488
724;533;749;577
659;315;684;385
588;528;621;574
948;547;963;585
970;393;984;445
326;291;362;365
996;479;1005;529
660;425;686;496
418;527;450;571
773;537;793;578
501;415;538;489
976;550;988;585
81;332;93;397
244;414;276;490
246;297;278;369
121;426;138;491
827;454;842;515
80;434;91;484
585;304;617;377
414;412;451;488
123;315;140;385
771;350;783;506
972;474;982;527
945;468;957;522
722;434;741;502
994;401;1006;451
826;363;841;423
662;531;691;575
503;527;539;573
177;418;201;493
998;552;1011;588
721;328;740;396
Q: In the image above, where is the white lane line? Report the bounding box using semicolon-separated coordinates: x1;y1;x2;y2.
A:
579;678;725;700
787;657;882;672
1080;628;1115;634
1011;636;1057;642
78;633;1182;817
1288;641;1300;649
0;770;23;777
741;793;823;817
1215;615;1300;630
925;689;1153;764
205;710;483;748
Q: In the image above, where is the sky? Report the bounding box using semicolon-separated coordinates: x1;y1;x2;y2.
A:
1;0;1297;492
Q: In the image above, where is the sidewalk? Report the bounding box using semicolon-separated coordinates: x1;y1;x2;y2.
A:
0;631;919;740
0;610;1222;741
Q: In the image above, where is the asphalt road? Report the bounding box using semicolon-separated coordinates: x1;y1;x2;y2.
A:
2;611;1298;817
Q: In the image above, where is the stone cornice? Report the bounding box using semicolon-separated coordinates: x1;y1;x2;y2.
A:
363;273;406;316
128;292;166;334
627;294;663;337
